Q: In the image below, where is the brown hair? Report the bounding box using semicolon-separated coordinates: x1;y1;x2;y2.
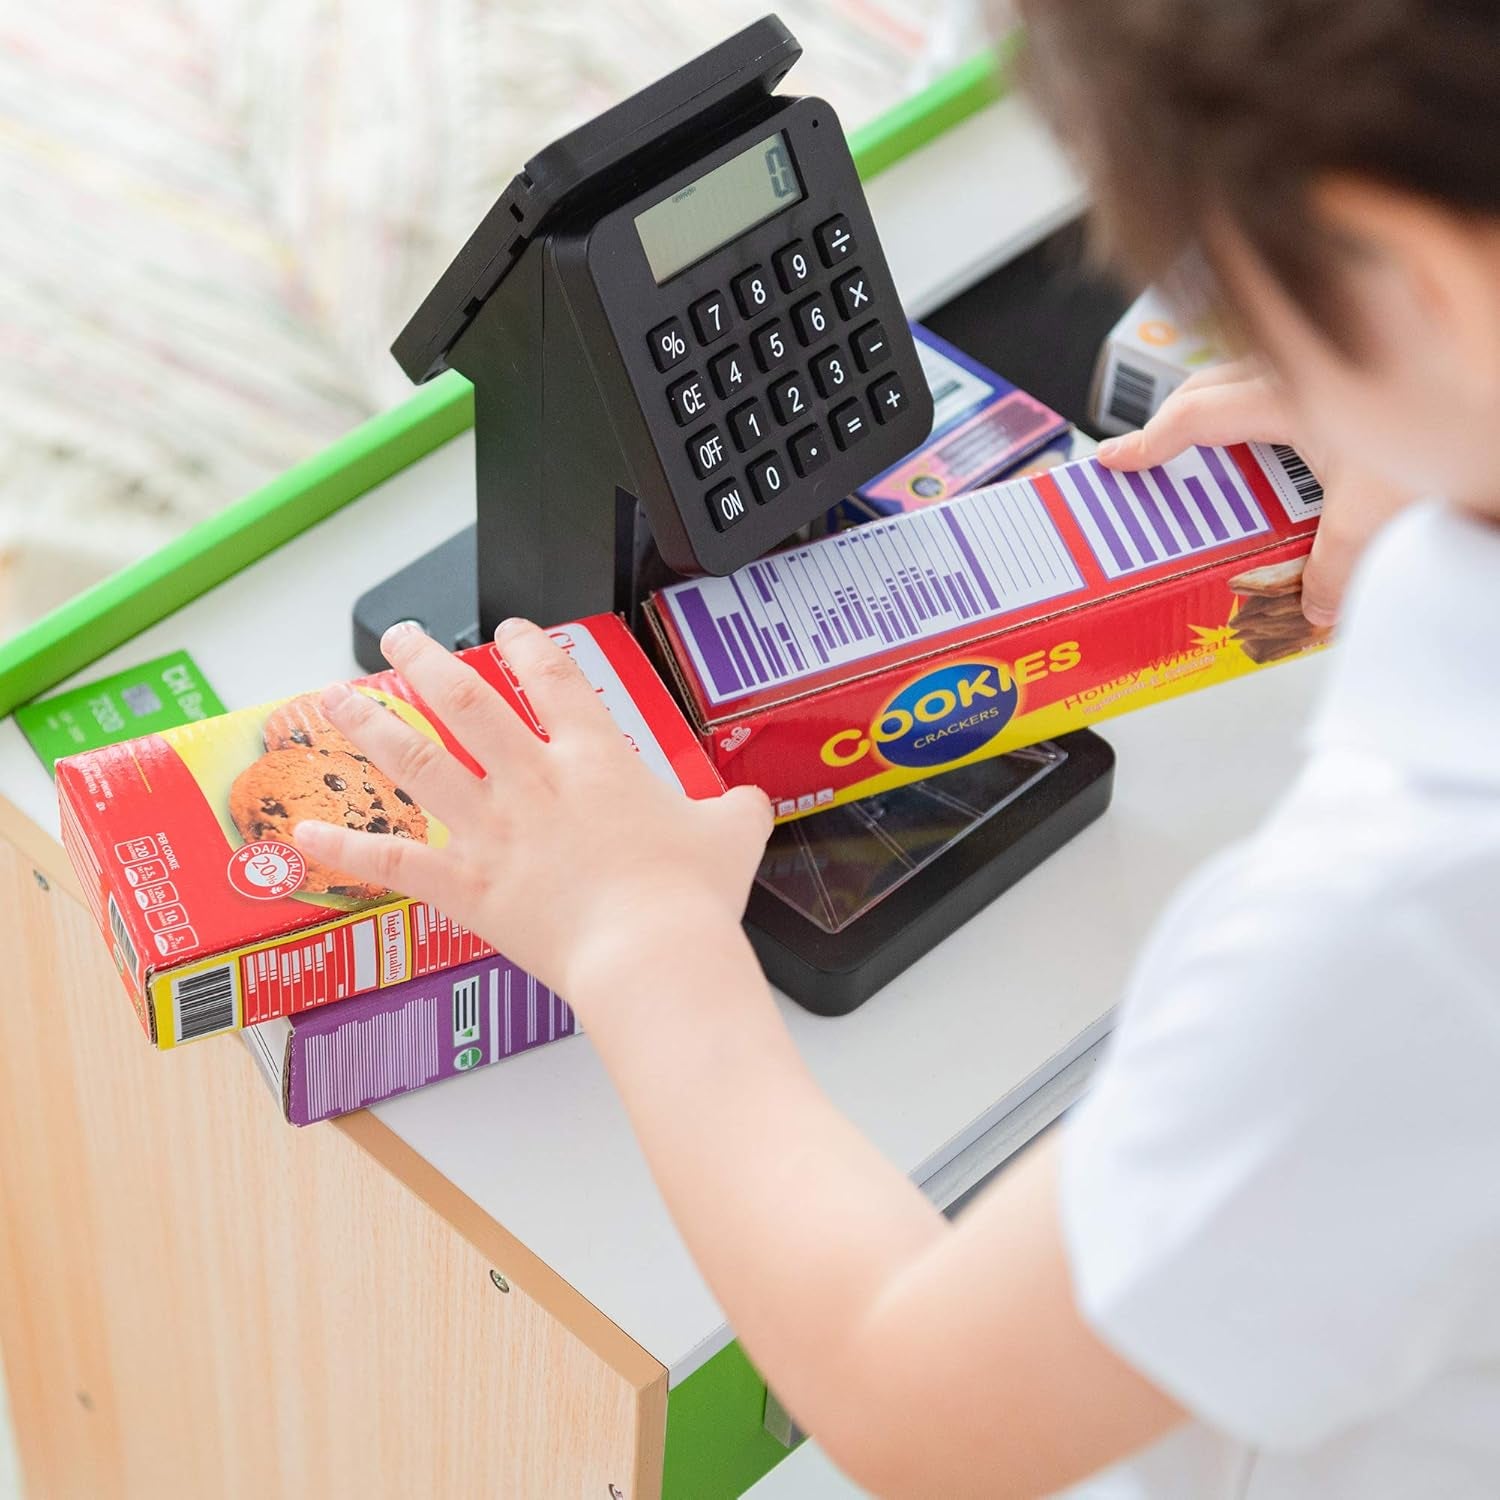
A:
1011;0;1500;347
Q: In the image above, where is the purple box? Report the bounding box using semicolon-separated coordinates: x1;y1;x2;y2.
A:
242;953;577;1125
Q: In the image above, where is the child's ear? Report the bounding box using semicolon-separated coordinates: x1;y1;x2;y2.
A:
1314;175;1500;403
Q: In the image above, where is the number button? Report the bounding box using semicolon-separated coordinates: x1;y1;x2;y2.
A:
832;268;872;320
687;425;728;478
667;373;710;427
690;292;733;346
810;347;850;399
708;345;749;401
830;400;869;449
773;240;812;293
869;374;908;424
731;266;773;319
649;317;689;373
790;294;831;346
748;453;788;505
751;320;790;373
706;479;749;533
789;426;831;478
814;214;855;266
851;320;890;372
728;398;770;453
768;374;809;426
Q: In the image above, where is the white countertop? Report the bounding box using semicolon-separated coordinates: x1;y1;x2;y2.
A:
0;98;1332;1382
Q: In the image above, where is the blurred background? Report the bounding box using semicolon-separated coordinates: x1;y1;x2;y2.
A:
0;0;992;638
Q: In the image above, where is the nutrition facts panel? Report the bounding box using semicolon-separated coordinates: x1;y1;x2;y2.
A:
660;473;1086;705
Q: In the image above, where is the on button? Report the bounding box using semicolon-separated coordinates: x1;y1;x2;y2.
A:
706;479;749;532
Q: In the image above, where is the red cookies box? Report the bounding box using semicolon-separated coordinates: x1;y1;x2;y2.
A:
647;443;1326;818
57;616;723;1048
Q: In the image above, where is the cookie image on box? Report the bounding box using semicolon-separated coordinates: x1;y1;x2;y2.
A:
1228;558;1332;665
263;693;358;753
229;747;429;902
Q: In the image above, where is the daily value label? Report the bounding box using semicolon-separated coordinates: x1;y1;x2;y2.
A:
17;650;225;774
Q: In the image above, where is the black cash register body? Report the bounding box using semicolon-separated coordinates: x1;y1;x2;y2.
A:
387;14;933;638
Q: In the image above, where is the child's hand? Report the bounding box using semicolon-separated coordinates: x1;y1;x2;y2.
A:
292;619;773;1003
1098;358;1413;626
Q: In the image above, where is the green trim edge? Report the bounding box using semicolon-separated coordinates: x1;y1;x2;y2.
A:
664;1340;790;1500
0;42;1015;720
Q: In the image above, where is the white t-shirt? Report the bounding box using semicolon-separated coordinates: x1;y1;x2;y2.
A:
1059;500;1500;1499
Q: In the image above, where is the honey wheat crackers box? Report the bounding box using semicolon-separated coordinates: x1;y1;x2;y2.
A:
57;616;723;1049
648;443;1327;818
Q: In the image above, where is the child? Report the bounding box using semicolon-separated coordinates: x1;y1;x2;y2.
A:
295;3;1500;1493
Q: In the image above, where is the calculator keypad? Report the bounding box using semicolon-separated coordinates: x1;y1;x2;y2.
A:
640;195;916;555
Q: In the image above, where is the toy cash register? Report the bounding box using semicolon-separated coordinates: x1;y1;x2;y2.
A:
355;14;932;658
357;15;1114;1013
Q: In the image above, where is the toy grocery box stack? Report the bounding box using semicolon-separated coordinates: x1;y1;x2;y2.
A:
56;616;722;1050
647;441;1325;820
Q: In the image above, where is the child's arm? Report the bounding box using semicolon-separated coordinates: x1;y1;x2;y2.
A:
295;621;1184;1498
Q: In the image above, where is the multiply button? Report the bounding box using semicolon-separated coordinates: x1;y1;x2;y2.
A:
830;400;868;449
668;372;710;426
789;426;830;477
688;425;728;478
690;291;733;345
832;268;871;320
649;317;689;373
814;214;855;266
869;374;908;424
851;321;890;372
706;479;749;532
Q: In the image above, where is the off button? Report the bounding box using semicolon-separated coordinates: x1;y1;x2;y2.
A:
706;479;749;532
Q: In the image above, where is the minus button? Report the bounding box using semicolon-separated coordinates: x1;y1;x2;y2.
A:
852;320;891;373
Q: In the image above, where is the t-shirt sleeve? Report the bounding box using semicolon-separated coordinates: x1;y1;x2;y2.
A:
1060;848;1500;1451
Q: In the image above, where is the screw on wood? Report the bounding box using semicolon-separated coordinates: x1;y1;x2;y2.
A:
489;1269;510;1293
33;870;49;891
608;1486;625;1499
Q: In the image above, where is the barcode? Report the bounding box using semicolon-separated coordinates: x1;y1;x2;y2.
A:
1107;361;1157;429
107;894;139;978
1246;441;1324;521
661;473;1086;706
172;964;237;1043
1273;444;1323;507
452;975;481;1044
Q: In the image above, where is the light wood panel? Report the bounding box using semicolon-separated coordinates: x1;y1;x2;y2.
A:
0;823;667;1499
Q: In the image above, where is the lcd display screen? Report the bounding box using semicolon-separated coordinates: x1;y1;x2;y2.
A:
635;133;803;284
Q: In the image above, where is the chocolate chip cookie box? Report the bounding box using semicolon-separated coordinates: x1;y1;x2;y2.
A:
242;951;578;1125
56;615;723;1050
648;443;1327;819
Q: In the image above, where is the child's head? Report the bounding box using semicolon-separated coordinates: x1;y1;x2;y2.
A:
1012;1;1500;510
